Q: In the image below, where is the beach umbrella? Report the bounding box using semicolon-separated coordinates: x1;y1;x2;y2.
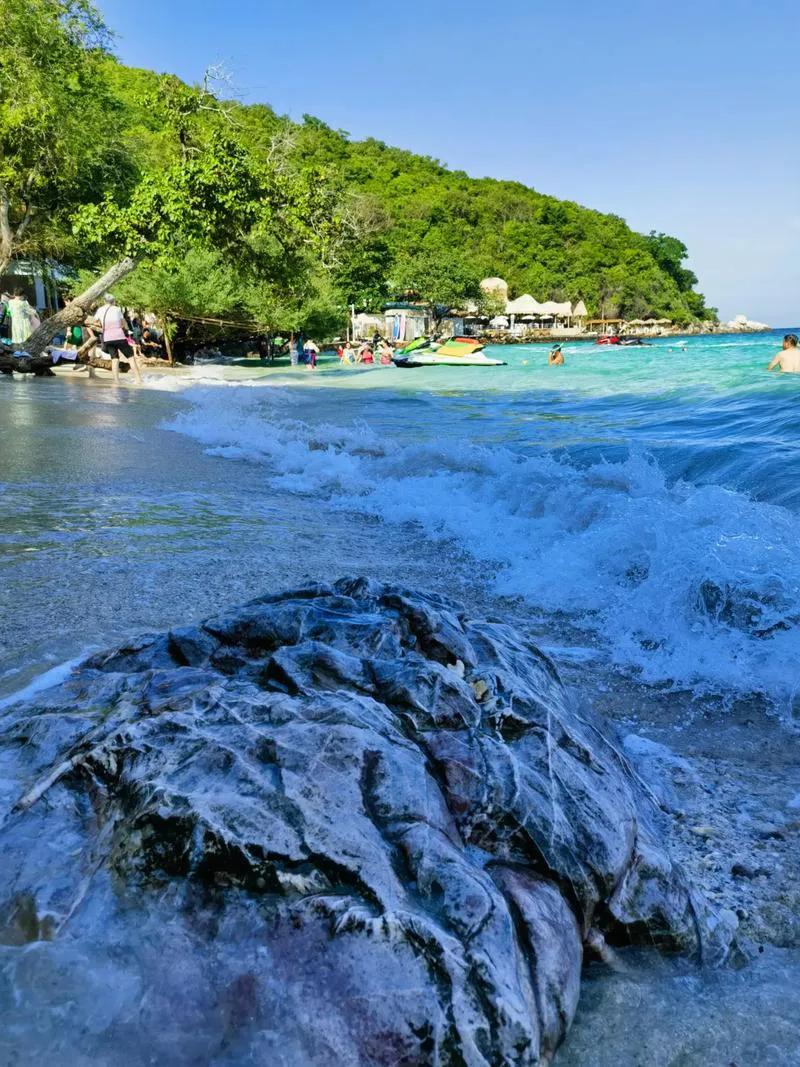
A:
489;315;509;327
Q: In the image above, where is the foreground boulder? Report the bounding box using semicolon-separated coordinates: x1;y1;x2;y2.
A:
0;579;732;1065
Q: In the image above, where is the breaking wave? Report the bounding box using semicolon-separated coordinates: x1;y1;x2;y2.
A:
166;387;800;707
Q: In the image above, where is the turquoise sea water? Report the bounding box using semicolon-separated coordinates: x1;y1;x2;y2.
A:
166;330;800;708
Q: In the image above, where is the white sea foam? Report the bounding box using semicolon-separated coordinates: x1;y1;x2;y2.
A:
165;388;800;706
142;366;285;391
0;651;95;711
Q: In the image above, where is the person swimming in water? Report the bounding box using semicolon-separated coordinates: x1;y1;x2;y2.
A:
767;334;800;374
548;344;565;365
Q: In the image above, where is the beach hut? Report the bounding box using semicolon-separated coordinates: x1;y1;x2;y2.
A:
585;318;624;337
383;302;430;342
438;314;466;337
539;300;573;325
572;300;588;329
352;311;386;340
506;294;543;316
506;294;543;333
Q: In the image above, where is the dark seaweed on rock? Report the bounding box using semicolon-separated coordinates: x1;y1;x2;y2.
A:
0;579;734;1065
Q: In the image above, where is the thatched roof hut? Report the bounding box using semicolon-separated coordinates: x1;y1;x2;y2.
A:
540;300;572;317
506;294;544;315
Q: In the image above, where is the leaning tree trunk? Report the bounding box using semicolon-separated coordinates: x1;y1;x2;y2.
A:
162;315;175;366
25;257;137;358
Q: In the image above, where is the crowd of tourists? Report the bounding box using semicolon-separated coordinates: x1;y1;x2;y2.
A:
337;338;394;366
62;295;166;383
1;289;167;383
284;333;395;371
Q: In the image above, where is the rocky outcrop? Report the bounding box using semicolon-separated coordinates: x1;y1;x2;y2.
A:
0;579;734;1065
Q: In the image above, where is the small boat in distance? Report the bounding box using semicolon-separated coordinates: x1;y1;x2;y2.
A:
392;337;506;368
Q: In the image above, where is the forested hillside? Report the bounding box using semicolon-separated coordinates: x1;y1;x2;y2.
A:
1;0;715;339
106;63;715;326
292;116;715;324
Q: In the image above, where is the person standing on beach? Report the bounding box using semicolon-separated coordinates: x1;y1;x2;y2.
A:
0;293;11;341
8;291;39;347
549;344;565;365
92;294;143;384
767;334;800;374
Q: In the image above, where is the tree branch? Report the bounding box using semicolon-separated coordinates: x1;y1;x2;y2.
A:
14;205;36;243
0;185;13;261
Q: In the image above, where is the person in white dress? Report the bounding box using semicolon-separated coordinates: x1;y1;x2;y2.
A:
8;291;39;347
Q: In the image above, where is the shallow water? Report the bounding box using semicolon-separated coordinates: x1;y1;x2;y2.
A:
2;333;800;1063
0;378;480;699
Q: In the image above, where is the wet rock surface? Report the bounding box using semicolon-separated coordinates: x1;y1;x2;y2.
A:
0;579;733;1065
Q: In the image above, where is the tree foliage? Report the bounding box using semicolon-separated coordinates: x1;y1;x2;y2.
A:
391;245;480;317
0;0;134;272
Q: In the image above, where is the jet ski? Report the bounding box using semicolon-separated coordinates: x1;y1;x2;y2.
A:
596;336;620;346
392;336;440;359
393;337;505;368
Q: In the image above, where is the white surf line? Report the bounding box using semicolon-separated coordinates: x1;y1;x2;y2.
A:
0;649;97;711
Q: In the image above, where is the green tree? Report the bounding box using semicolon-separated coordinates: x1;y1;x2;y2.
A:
0;0;131;274
25;74;345;354
644;232;699;292
391;246;480;317
477;289;507;320
331;237;392;311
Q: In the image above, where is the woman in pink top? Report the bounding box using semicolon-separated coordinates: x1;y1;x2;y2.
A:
93;294;142;384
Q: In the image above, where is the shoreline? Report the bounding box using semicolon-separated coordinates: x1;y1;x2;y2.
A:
0;326;781;382
478;326;776;345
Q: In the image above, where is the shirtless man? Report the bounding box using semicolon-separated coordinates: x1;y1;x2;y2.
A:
767;334;800;374
548;344;565;365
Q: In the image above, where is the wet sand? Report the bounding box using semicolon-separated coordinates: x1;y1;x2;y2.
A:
0;377;480;698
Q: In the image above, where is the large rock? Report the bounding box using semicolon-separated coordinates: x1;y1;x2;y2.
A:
0;579;733;1065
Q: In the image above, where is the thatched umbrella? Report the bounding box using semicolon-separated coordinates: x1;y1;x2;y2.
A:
506;294;544;316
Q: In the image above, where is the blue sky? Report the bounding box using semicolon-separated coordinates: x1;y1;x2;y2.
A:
98;0;799;323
